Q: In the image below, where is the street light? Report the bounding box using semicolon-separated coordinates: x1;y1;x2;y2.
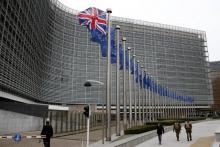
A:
84;82;92;87
84;80;105;144
84;80;104;86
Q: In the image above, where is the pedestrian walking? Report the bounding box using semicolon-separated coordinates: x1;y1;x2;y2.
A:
156;123;165;145
173;122;181;141
184;121;192;141
41;118;53;147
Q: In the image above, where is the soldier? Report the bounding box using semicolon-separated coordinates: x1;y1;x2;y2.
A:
173;122;181;141
184;121;192;141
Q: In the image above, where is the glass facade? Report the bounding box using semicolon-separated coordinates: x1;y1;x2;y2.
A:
0;0;50;101
0;0;213;105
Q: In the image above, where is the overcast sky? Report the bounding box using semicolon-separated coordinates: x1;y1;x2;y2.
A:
59;0;220;62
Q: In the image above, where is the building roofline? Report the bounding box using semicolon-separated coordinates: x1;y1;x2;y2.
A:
53;0;206;34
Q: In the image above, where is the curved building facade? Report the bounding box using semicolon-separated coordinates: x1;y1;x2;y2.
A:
0;0;213;106
0;0;50;102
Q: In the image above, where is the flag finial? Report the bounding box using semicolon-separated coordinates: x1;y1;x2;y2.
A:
116;25;120;29
106;8;112;13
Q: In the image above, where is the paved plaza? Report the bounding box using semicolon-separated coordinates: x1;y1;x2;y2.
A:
136;120;220;147
1;120;219;147
0;126;115;147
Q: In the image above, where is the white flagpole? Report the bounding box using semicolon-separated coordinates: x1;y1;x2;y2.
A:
137;60;141;124
133;55;137;125
177;98;180;118
189;101;191;117
165;90;167;118
190;100;192;117
171;92;173;118
141;66;144;124
115;25;120;136
106;8;112;141
127;47;132;127
156;85;159;119
144;73;148;122
167;91;169;118
173;95;175;118
150;76;155;122
122;37;127;130
181;99;184;118
178;98;181;118
162;86;165;118
148;80;152;122
184;98;187;117
188;102;190;117
169;94;171;118
185;99;187;118
153;81;156;121
170;95;172;118
187;100;189;117
185;100;188;117
174;95;177;118
193;100;196;117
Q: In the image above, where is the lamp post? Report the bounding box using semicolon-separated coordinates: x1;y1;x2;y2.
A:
84;80;105;144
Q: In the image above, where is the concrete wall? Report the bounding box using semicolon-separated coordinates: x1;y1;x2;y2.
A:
0;109;43;135
48;110;103;134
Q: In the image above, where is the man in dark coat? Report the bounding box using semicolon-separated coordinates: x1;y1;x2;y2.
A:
41;119;53;147
184;121;192;141
156;123;165;145
173;122;181;141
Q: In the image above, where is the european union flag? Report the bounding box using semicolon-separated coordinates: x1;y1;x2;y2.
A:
90;29;106;56
153;82;158;93
161;86;164;96
164;87;168;96
139;72;142;88
177;95;181;100
135;63;139;83
130;57;134;74
175;93;177;99
90;27;116;64
149;79;153;91
143;72;147;88
125;50;129;69
119;46;123;69
146;76;151;89
119;48;129;70
109;27;116;63
190;97;192;103
158;85;162;95
150;80;154;91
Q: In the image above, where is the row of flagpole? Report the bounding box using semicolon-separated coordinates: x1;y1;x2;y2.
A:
105;9;197;141
77;7;197;141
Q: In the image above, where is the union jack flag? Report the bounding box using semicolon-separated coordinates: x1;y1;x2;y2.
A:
78;7;107;35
